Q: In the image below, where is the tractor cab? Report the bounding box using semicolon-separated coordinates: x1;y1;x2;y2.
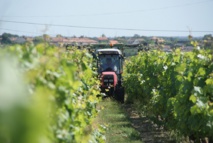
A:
96;49;123;74
95;48;125;103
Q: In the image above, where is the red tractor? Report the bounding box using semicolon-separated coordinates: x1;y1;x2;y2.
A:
95;47;125;103
89;43;146;102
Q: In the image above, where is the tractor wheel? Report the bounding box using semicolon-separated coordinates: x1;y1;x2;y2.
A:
114;86;124;103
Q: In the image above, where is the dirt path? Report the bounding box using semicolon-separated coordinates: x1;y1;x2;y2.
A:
123;104;176;143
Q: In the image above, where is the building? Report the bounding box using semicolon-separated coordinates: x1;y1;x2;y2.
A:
50;37;98;46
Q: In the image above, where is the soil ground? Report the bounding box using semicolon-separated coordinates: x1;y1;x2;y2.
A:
122;103;177;143
96;99;181;143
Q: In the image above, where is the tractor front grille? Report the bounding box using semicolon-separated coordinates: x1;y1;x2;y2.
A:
103;75;114;86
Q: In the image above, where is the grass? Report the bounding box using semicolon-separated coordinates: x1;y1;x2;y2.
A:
95;98;143;143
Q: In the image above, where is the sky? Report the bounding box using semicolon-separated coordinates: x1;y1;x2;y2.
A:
0;0;213;37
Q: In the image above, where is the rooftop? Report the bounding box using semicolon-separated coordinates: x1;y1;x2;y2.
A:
96;48;122;55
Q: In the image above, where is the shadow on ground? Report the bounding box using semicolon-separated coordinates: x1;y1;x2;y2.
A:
123;104;176;143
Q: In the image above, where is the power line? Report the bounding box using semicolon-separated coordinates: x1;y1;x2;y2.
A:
0;28;41;34
1;0;212;18
82;0;213;17
1;20;213;33
0;28;56;36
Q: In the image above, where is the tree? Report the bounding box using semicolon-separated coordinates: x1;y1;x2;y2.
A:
133;34;140;38
43;34;50;42
203;34;212;40
101;34;106;37
56;34;62;38
1;33;18;44
203;34;213;50
33;36;44;44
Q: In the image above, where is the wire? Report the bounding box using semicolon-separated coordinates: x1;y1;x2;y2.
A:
1;20;213;33
81;0;213;17
0;28;40;34
1;0;212;18
0;28;56;36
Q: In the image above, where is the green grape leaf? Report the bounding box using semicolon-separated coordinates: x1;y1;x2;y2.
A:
197;67;206;76
206;78;213;85
190;105;201;114
189;95;197;103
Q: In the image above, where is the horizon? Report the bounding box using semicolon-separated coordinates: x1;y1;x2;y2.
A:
0;32;208;39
